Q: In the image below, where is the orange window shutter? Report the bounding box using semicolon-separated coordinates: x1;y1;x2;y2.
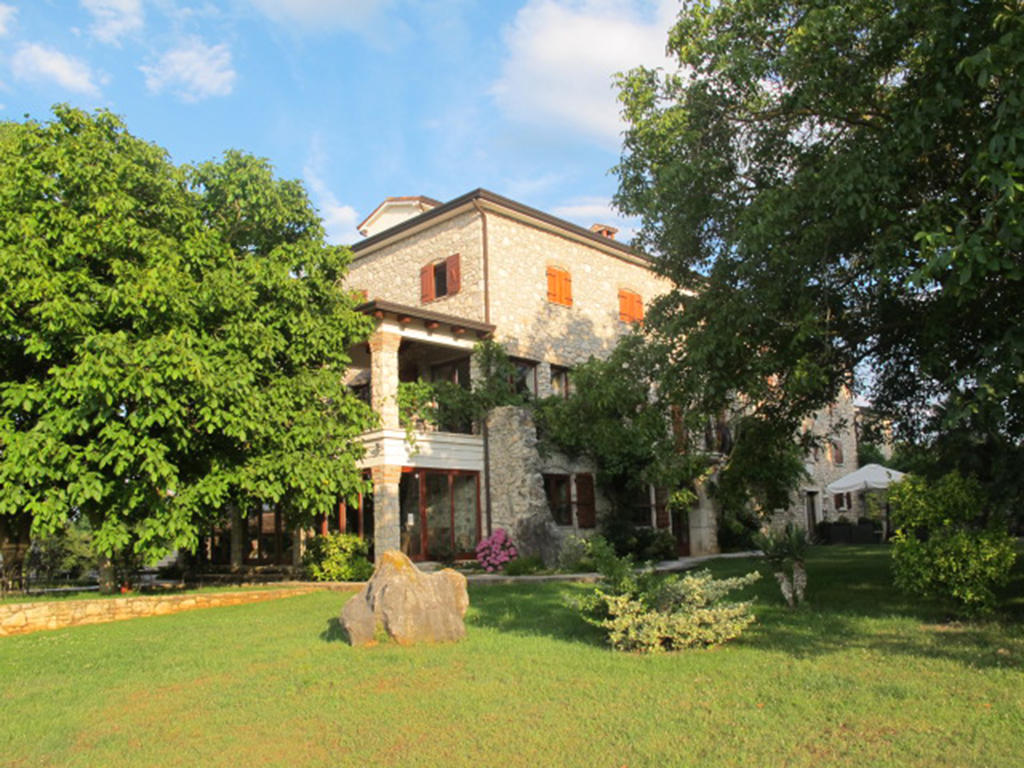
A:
446;253;461;295
618;290;629;322
420;263;434;303
632;292;643;323
546;266;558;302
563;271;572;306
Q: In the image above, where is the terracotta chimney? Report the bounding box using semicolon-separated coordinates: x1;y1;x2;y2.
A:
590;223;618;240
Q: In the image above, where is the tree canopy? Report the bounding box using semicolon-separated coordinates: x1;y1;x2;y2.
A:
0;106;375;561
615;0;1024;511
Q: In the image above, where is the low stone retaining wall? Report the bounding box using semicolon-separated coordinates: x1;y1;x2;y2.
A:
0;582;361;638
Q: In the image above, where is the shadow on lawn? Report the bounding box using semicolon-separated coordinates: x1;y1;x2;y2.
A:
470;545;1024;670
320;617;347;644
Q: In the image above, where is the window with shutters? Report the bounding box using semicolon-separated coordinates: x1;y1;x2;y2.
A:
546;266;572;307
618;289;643;324
550;364;571;398
543;474;572;526
420;253;461;303
575;474;596;528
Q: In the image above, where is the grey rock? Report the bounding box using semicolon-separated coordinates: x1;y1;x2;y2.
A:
340;550;469;646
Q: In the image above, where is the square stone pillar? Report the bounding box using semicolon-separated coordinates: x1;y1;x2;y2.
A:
369;329;402;430
372;464;402;556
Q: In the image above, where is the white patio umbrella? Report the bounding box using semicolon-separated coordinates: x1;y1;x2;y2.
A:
826;463;906;539
825;463;906;494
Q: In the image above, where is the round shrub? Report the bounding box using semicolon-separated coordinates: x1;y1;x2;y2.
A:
890;473;1017;614
475;528;517;572
303;533;374;582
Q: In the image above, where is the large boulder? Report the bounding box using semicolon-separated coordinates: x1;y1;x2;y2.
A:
340;550;469;647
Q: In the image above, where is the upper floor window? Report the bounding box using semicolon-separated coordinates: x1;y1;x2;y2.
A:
509;357;538;397
550;364;571;398
618;289;643;324
420;253;461;303
830;439;844;465
546;266;572;307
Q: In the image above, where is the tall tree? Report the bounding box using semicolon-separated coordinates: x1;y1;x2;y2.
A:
615;1;1024;512
0;106;375;566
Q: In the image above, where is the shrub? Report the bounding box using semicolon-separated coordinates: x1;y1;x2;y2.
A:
556;534;594;573
303;533;374;582
890;473;1017;613
504;555;544;576
573;535;760;652
475;528;518;572
753;523;810;608
590;569;761;652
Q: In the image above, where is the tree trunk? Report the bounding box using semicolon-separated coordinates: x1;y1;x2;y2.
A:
98;556;116;595
229;505;244;571
793;561;807;604
774;570;795;608
0;513;32;594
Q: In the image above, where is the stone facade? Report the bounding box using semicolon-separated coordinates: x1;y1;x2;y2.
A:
345;189;856;559
485;211;671;365
347;210;486;322
775;388;861;530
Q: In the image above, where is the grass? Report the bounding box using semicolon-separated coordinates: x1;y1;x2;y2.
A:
1;545;1021;768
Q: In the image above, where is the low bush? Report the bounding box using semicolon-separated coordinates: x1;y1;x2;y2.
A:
890;472;1017;614
504;555;545;576
573;535;760;652
556;534;594;573
475;528;518;572
302;534;374;582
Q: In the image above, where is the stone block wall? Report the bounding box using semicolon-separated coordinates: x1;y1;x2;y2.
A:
346;210;485;321
0;585;358;638
485;212;672;365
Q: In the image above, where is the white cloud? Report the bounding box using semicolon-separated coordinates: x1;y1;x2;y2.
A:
492;0;678;147
304;138;362;245
141;38;236;102
246;0;393;30
0;4;17;36
81;0;143;45
11;43;101;96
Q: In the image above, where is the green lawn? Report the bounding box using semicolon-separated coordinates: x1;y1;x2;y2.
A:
1;546;1021;768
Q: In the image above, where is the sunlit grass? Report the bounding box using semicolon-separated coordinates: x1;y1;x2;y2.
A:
1;546;1021;768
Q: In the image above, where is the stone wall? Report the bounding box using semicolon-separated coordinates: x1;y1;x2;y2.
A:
0;584;358;638
776;387;861;530
346;210;485;321
485;406;563;563
485;212;672;365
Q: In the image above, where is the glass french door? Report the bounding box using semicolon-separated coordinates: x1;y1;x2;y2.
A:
399;469;480;561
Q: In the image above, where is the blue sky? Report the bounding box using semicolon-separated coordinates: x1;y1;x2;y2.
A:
0;0;679;244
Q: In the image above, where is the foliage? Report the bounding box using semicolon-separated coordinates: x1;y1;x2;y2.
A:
0;106;375;563
591;568;760;652
603;521;678;563
25;520;95;585
475;528;518;572
890;473;1017;613
857;443;888;468
555;534;594;573
302;533;374;582
753;523;810;607
615;0;1024;523
504;555;545;576
572;534;760;652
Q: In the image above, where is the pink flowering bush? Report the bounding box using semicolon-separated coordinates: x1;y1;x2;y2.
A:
475;528;518;572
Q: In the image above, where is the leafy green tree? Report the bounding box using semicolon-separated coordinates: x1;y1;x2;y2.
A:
890;473;1017;613
0;106;375;570
615;1;1024;516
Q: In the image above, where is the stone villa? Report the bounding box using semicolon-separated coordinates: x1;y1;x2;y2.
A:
206;188;858;567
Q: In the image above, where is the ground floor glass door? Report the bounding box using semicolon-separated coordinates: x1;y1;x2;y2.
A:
399;469;480;561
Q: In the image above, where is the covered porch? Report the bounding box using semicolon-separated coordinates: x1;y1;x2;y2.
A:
348;300;494;561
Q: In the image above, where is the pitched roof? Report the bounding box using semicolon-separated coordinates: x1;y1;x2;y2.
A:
350;188;649;265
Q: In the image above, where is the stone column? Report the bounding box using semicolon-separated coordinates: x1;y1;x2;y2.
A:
689;478;720;556
369;329;402;430
372;464;402;556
